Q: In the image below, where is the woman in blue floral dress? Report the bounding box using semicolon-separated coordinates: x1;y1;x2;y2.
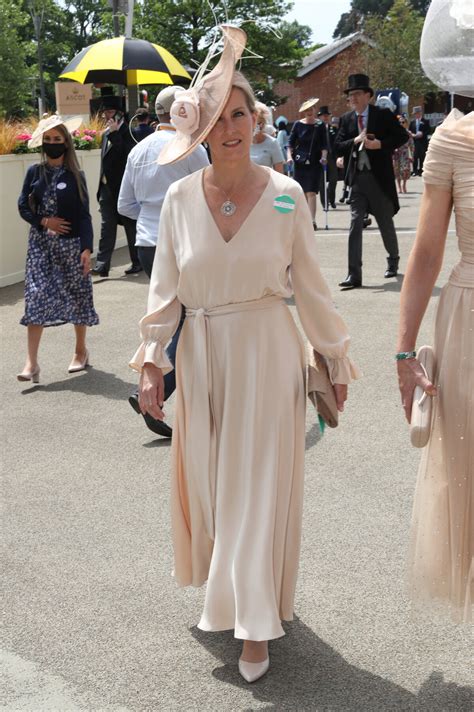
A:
17;115;99;383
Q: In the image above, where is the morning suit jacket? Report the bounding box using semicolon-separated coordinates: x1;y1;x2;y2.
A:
335;104;409;214
97;122;135;203
409;118;430;146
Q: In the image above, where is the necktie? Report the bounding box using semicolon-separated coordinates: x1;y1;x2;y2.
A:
358;114;364;131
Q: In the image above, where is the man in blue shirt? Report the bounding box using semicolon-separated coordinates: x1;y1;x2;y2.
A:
119;86;209;437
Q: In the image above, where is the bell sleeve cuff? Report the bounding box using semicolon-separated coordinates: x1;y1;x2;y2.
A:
326;356;362;385
129;339;173;374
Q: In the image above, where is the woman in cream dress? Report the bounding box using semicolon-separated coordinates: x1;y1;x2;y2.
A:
131;27;359;680
397;0;473;624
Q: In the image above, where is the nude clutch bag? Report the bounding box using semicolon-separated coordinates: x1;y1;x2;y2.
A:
307;349;339;428
410;345;435;448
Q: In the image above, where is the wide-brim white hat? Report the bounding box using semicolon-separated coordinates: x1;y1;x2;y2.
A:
28;114;84;149
157;25;247;165
299;97;319;113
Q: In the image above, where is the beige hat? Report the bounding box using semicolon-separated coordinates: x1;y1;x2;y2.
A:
299;97;319;113
158;25;247;165
28;114;83;149
155;85;184;115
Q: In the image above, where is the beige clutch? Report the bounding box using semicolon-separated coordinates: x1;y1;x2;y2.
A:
410;345;435;448
307;349;339;428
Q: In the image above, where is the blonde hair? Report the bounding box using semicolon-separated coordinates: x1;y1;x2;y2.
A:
232;71;256;113
40;124;86;204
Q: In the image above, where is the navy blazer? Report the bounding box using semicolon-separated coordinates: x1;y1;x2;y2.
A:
18;164;93;252
335;104;409;214
409;118;430;146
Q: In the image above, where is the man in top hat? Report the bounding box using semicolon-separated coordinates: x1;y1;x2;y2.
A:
118;86;209;437
317;106;338;210
409;106;430;176
334;73;409;289
91;95;142;278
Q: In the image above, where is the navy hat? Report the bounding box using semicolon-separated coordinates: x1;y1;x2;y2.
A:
344;74;374;97
318;105;331;116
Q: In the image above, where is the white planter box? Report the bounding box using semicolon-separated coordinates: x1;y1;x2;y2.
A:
0;149;129;287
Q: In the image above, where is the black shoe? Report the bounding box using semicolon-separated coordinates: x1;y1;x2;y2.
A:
338;276;362;290
312;221;317;231
128;394;172;438
124;264;143;275
91;265;109;277
384;267;398;278
331;202;337;209
339;197;346;203
363;217;372;228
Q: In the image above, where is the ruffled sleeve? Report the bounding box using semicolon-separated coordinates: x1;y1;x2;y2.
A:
290;190;361;385
129;190;182;373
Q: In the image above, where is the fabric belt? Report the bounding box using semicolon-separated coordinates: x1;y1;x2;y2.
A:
184;295;285;539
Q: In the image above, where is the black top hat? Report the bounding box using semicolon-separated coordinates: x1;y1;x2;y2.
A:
99;95;123;111
344;74;374;97
318;105;331;116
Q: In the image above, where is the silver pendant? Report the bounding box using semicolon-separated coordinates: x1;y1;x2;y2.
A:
220;199;236;217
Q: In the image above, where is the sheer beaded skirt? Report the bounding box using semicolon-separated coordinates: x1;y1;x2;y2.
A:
409;284;473;623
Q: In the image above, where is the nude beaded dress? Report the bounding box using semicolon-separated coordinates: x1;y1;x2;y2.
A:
409;110;473;623
131;168;359;640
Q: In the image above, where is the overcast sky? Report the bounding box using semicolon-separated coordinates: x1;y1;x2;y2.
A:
285;0;353;45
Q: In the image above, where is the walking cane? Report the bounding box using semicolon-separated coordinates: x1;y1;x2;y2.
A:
323;163;329;230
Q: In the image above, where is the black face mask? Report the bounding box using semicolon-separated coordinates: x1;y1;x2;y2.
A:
42;142;67;159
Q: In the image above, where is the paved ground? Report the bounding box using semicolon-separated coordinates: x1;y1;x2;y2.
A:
1;177;472;711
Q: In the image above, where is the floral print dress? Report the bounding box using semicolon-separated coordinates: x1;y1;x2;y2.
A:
20;165;99;327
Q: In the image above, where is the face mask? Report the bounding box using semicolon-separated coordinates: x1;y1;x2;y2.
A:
43;142;67;159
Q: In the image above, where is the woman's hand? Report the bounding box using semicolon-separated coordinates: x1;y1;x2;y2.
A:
42;216;71;234
139;363;165;420
333;383;348;412
80;249;91;276
397;359;437;423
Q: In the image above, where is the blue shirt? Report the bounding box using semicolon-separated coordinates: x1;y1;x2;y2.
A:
118;126;209;248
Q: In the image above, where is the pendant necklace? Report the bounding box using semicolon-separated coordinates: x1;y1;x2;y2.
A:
208;170;248;218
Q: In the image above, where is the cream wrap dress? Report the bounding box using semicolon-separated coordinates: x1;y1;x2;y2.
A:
131;168;359;640
409;110;473;623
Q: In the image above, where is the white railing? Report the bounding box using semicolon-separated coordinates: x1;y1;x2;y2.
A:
0;149;129;288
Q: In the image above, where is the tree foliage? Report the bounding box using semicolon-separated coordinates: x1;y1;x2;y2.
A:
333;0;429;38
0;0;31;117
133;0;312;103
361;0;435;98
2;0;312;116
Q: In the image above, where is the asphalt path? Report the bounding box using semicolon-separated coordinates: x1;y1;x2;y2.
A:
1;177;472;711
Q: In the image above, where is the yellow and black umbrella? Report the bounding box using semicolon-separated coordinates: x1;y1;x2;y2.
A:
60;36;191;86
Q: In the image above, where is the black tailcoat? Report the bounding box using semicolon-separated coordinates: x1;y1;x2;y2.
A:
335;104;408;214
97;122;135;203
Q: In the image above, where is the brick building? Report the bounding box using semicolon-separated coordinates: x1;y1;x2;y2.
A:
273;31;473;127
274;33;372;122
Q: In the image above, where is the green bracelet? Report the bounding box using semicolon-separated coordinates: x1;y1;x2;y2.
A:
395;351;417;360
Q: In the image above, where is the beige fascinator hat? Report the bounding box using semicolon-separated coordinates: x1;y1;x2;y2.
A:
28;114;83;149
299;97;319;113
158;24;247;165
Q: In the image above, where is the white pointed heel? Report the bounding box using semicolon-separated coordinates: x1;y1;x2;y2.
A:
68;349;90;373
238;656;270;683
17;366;40;383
